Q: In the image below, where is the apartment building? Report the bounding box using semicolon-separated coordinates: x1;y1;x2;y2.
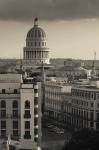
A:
0;74;41;150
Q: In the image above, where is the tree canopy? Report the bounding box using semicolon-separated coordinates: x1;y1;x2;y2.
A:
63;128;99;150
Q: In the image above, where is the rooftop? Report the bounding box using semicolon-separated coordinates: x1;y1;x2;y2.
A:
0;74;21;83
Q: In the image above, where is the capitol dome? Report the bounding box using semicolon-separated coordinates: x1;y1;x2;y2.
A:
27;26;46;39
23;18;49;65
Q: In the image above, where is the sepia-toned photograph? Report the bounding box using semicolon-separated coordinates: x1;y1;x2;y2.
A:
0;0;99;150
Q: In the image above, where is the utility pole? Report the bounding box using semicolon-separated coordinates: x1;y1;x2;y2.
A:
91;51;96;79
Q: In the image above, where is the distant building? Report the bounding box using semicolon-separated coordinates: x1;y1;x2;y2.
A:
64;59;83;67
0;74;42;150
44;76;99;131
23;18;49;69
71;84;99;130
44;78;72;127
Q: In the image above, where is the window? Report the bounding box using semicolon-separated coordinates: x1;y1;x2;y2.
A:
13;130;18;137
25;100;30;109
90;112;94;120
25;121;30;129
1;121;6;129
24;131;31;139
13;121;18;129
96;113;99;121
90;122;94;127
34;129;38;135
2;89;5;94
34;89;38;93
34;118;38;126
34;108;38;115
13;101;18;108
13;110;18;118
1;130;6;137
34;97;38;105
91;103;94;107
1;100;6;108
97;103;99;108
96;123;99;129
34;137;38;142
24;110;31;118
14;89;18;94
1;110;6;118
91;93;94;99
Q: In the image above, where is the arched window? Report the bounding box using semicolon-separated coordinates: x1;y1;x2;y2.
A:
1;100;6;108
25;100;30;109
13;100;18;108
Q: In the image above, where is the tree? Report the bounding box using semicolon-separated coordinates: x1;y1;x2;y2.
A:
63;128;99;150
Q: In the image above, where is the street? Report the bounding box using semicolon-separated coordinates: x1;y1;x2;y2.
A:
42;127;72;150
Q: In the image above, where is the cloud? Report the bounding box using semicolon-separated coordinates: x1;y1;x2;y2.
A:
0;0;99;21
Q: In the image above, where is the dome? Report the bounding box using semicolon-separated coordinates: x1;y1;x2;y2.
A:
26;18;46;39
23;18;50;64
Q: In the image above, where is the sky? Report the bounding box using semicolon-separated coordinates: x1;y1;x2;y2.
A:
1;0;99;59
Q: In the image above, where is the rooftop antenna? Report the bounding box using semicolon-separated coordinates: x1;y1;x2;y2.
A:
91;51;96;79
94;51;96;61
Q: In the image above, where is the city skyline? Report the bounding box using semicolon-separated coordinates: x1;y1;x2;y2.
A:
0;0;99;59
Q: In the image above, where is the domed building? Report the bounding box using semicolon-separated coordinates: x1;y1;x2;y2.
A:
23;18;49;66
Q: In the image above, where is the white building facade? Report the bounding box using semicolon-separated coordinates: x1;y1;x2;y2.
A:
0;74;42;150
